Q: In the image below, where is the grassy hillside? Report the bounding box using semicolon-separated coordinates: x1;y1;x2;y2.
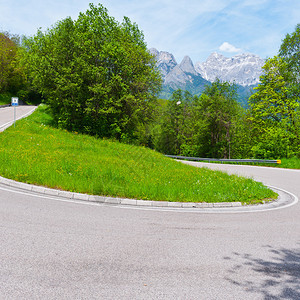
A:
0;105;277;204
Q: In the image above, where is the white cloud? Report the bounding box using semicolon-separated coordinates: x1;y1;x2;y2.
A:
219;42;242;53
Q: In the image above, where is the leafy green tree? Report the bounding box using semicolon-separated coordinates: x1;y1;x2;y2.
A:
249;56;300;158
22;4;161;141
279;24;300;84
249;25;300;159
153;90;193;155
230;109;253;158
153;83;245;159
194;80;241;158
0;32;25;97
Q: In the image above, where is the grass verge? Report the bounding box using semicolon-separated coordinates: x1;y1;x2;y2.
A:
0;105;277;204
277;158;300;169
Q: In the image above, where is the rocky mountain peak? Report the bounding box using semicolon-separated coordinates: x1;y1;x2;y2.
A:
150;48;177;79
150;48;264;101
179;55;197;75
149;48;159;57
195;52;264;86
208;52;226;61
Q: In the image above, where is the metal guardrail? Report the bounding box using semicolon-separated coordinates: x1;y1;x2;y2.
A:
165;155;281;164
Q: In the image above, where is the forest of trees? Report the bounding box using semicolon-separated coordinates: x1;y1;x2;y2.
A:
1;4;299;159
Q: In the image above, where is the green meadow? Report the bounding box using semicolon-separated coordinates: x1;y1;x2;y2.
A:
0;105;277;204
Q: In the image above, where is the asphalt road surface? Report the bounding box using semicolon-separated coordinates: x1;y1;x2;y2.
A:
0;105;37;132
1;106;300;299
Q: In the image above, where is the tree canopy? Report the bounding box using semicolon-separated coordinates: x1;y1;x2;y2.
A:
153;81;245;159
279;24;300;80
249;24;300;158
3;13;299;160
0;32;24;96
22;4;161;141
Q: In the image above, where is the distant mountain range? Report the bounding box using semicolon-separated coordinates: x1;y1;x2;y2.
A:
150;48;265;105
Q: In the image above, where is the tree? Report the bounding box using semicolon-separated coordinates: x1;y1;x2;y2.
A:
152;83;245;159
22;4;161;141
249;24;300;159
194;80;241;158
279;24;300;82
249;56;300;158
153;90;194;155
0;32;25;96
279;23;300;125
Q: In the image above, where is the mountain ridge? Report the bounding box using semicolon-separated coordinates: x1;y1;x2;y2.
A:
150;48;264;104
195;52;264;86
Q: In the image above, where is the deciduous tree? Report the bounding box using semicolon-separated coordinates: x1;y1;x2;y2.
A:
249;56;300;158
195;80;240;158
22;4;161;141
279;24;300;82
0;32;24;96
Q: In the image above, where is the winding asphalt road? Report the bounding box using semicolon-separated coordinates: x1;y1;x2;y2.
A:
1;106;300;299
0;105;37;132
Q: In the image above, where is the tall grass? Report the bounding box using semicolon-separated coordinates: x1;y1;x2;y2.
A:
278;158;300;169
0;105;277;203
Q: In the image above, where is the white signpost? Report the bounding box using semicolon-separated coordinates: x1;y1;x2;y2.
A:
11;97;19;106
11;97;19;127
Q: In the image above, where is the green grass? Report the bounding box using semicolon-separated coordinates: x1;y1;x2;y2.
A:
277;158;300;169
0;105;277;204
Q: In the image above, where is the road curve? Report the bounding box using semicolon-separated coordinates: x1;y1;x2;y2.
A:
1;108;300;299
0;105;37;132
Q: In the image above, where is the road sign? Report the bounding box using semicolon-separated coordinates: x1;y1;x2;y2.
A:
11;97;19;127
11;97;19;106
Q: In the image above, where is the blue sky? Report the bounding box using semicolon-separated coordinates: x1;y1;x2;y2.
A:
1;0;299;63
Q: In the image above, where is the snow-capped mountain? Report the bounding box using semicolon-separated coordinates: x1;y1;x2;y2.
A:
150;48;209;96
150;48;265;102
165;56;199;86
195;52;264;87
149;48;177;79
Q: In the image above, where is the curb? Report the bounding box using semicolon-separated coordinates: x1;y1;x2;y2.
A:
1;105;296;212
0;106;243;209
0;175;243;208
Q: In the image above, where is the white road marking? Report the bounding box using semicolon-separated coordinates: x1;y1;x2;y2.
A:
0;184;298;214
0;107;37;131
